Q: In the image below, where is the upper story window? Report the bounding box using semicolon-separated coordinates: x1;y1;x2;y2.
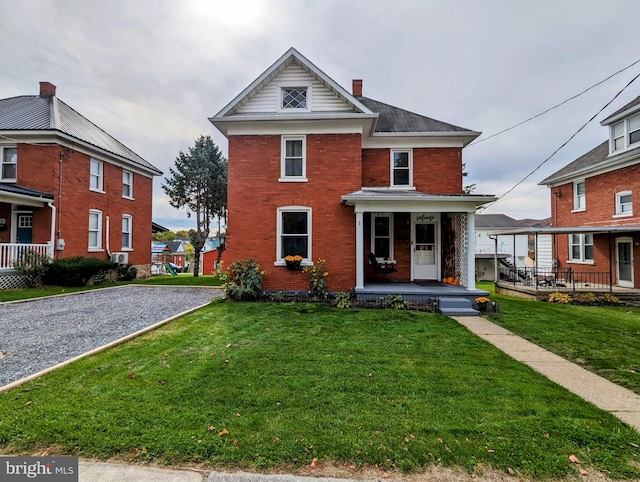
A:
615;191;633;217
281;87;307;110
280;136;307;181
88;209;103;250
391;150;412;187
610;114;640;153
122;214;132;249
276;206;312;264
573;180;585;211
1;147;17;182
629;114;640;146
90;159;103;192
372;214;393;259
123;170;133;198
569;233;594;263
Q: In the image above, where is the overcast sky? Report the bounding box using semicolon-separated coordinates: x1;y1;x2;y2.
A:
2;0;639;230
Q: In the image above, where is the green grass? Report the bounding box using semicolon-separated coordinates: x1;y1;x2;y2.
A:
0;284;108;303
479;282;640;396
1;302;638;479
134;274;222;286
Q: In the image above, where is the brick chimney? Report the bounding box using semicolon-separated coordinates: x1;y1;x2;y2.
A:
352;79;362;97
39;81;57;97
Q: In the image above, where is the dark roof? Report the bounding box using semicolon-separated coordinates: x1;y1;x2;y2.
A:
356;96;476;134
0;183;54;200
475;214;528;228
152;222;169;233
540;141;610;185
601;96;640;125
166;241;184;254
0;94;161;175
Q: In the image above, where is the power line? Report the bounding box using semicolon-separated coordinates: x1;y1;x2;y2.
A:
467;58;640;147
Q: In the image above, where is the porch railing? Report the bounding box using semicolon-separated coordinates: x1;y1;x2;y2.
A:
0;243;51;270
498;266;613;292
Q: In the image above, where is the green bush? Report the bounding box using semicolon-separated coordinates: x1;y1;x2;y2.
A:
386;293;408;310
216;259;265;300
43;256;117;287
13;250;51;288
118;263;138;281
334;291;352;309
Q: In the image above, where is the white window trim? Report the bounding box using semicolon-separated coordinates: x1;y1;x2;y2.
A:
614;190;633;217
390;149;413;188
122;170;134;199
572;180;586;212
279;135;308;182
279;84;312;112
629;113;640;147
274;206;313;266
122;214;133;250
609;114;640;154
1;146;17;182
371;213;394;260
90;159;104;193
88;209;103;251
567;233;594;265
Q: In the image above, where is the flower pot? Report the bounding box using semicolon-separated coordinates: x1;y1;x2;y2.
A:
285;260;301;271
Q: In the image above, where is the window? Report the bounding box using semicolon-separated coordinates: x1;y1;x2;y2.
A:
1;147;17;181
612;122;625;152
372;214;393;259
90;159;103;191
573;180;585;211
276;207;311;263
122;215;132;249
89;210;103;250
629;114;640;146
391;150;412;187
281;87;307;109
122;170;133;198
615;191;633;216
280;136;306;180
569;233;594;263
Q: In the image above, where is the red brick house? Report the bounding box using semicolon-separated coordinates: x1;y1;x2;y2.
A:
541;95;640;289
0;82;162;286
210;48;495;300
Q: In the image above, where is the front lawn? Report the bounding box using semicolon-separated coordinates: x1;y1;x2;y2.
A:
0;302;638;479
480;282;640;396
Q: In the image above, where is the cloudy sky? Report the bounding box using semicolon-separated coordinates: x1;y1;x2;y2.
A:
2;0;639;230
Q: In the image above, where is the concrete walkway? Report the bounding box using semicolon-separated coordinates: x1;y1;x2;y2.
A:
452;316;640;431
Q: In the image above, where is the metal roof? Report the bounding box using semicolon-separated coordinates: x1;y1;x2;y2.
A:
0;183;54;200
488;225;640;236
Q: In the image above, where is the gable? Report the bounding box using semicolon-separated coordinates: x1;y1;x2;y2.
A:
235;60;355;114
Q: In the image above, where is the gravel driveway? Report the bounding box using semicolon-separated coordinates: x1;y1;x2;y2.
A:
0;286;222;388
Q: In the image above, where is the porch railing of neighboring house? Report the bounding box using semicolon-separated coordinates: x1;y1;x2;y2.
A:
0;243;51;271
498;266;613;292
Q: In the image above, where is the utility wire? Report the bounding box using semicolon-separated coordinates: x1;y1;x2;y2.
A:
468;58;640;147
489;68;640;208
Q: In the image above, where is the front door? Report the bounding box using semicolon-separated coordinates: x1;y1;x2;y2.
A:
16;214;33;244
413;214;439;280
616;238;634;288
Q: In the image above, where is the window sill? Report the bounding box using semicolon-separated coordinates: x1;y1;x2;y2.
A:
0;179;16;183
274;260;313;267
613;213;633;218
90;188;105;194
566;259;595;265
570;208;586;213
123;196;135;201
388;186;416;191
278;178;308;183
88;248;104;252
121;248;133;252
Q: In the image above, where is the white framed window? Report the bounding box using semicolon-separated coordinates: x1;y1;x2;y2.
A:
88;209;103;250
275;206;312;265
615;191;633;216
629;114;640;147
281;87;308;110
280;135;307;181
1;147;17;182
612;122;625;152
390;149;412;187
371;213;394;259
122;214;132;249
90;159;103;192
573;180;585;211
122;170;133;198
610;115;640;153
569;233;594;263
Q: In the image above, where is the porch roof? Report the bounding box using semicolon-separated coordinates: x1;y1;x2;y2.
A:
0;183;54;206
488;225;640;236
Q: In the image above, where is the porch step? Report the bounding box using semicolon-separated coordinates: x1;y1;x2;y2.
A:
437;297;478;316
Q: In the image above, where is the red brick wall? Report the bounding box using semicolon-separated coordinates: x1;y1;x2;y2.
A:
226;133;362;291
362;147;462;194
7;144;153;265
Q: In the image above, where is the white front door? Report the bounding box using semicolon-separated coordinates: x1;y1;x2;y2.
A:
412;214;439;280
616;238;634;288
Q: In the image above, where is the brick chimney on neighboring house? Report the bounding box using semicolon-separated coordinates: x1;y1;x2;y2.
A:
352;79;362;97
39;81;57;97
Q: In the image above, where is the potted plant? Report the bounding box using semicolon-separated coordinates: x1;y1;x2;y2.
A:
284;255;303;271
475;296;491;313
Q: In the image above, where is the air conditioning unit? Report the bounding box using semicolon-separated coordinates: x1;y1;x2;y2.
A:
111;252;129;264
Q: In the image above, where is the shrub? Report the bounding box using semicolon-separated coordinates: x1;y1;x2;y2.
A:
302;258;328;300
216;259;265;301
548;291;572;304
13;250;51;288
118;263;138;281
334;291;353;309
43;256;117;287
602;293;621;304
573;292;598;305
386;293;408;310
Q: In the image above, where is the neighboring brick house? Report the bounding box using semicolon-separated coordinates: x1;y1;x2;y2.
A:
209;48;495;294
541;95;640;289
0;82;162;284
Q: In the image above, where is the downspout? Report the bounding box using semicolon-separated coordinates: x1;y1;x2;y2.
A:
489;235;498;282
106;216;111;259
47;201;56;260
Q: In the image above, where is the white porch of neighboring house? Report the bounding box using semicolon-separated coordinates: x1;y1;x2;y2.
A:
0;184;55;274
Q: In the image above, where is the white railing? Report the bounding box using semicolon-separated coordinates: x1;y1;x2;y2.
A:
475;243;516;255
0;243;51;270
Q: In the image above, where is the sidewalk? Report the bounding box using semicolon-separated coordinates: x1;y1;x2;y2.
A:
452;315;640;431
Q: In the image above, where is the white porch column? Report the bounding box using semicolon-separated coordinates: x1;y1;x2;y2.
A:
355;211;364;290
466;212;476;290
